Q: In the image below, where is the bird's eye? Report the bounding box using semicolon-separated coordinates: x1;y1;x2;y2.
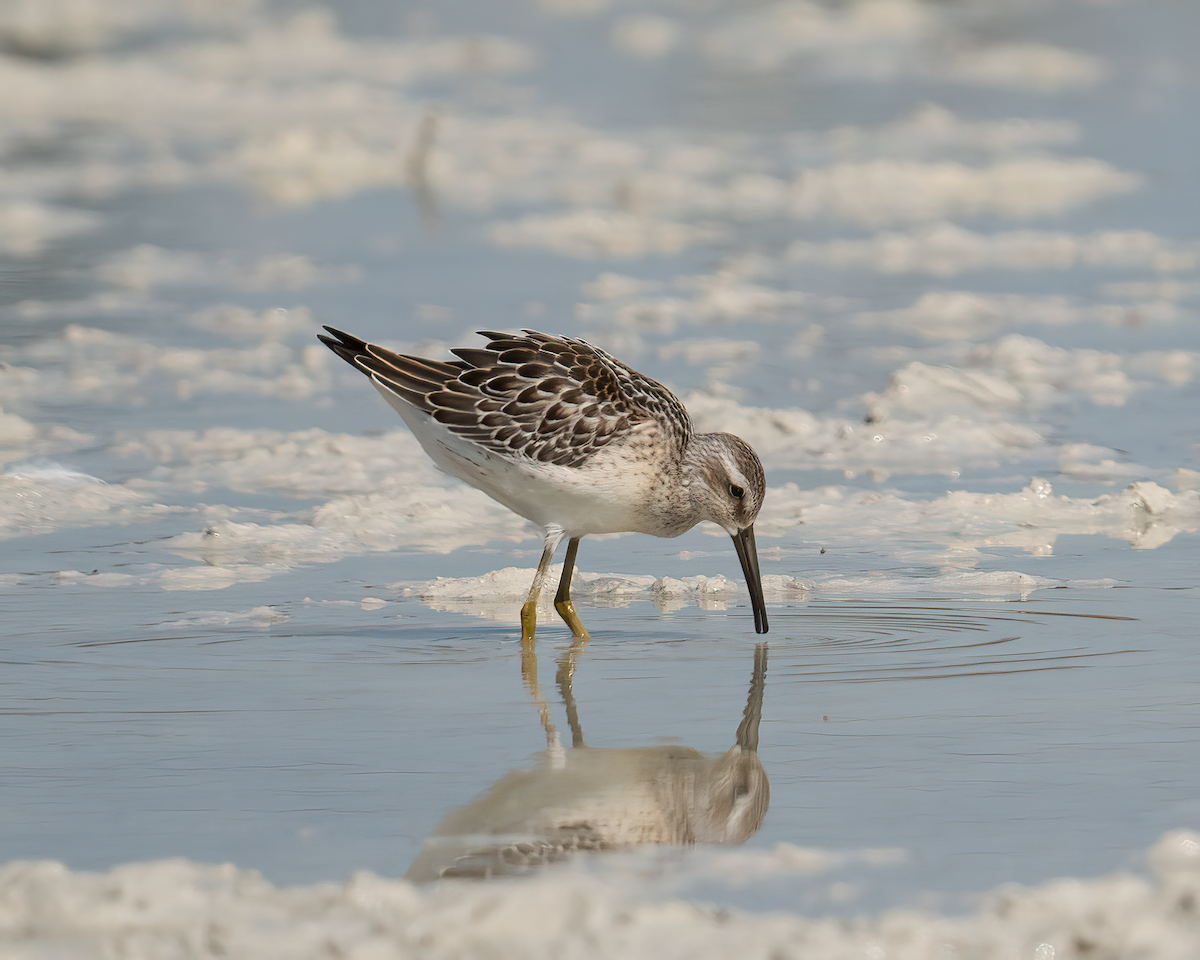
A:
729;483;745;500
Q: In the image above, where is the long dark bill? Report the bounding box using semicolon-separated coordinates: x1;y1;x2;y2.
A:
731;525;769;635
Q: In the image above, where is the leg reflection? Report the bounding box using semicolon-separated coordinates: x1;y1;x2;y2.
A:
555;636;589;749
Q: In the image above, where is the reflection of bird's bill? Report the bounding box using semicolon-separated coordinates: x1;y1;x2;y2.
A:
732;525;768;634
737;643;767;753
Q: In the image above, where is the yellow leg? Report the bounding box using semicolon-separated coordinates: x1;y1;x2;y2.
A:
520;600;539;691
553;537;591;641
519;528;563;691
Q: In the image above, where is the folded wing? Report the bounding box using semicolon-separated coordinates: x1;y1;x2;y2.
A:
318;327;691;468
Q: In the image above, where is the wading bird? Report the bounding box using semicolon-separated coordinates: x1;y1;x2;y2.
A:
319;327;769;641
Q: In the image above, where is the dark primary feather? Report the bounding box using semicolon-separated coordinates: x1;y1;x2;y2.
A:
318;327;692;468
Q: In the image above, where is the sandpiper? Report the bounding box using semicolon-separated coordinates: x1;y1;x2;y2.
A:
405;643;769;880
319;327;769;639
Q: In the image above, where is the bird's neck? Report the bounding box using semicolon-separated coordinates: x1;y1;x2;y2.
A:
639;435;719;537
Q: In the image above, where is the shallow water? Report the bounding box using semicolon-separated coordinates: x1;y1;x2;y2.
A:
2;0;1200;953
5;545;1198;917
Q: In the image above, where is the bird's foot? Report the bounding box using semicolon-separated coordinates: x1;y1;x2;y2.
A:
520;600;540;695
520;599;539;645
554;599;591;641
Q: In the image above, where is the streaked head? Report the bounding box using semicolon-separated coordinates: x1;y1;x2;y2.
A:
690;433;768;634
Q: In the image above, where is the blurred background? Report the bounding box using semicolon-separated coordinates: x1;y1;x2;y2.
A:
2;0;1199;921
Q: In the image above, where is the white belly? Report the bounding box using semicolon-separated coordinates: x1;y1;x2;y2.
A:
378;383;649;537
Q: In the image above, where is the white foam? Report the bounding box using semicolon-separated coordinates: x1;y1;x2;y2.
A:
816;105;1080;160
0;10;1129;268
855;291;1184;341
789;223;1200;276
481;157;1134;258
36;565;294;593
406;568;766;622
577;266;829;337
159;605;288;627
1169;468;1200;493
2;461;102;483
806;570;1065;601
1057;444;1153;483
0;201;100;257
683;390;1048;479
0;0;1128;262
51;568;163;589
151;486;528;583
98;245;361;292
5;325;331;405
764;479;1200;558
1102;279;1200;302
700;0;1105;94
178;10;532;86
948;42;1106;92
488;210;722;260
537;0;611;15
0;0;259;55
3;830;1198;959
164;521;357;569
0;409;89;471
159;564;282;592
17;391;1197;587
35;465;1191;591
115;427;422;497
0;9;532;214
785;158;1137;227
5;291;168;324
612;15;679;60
971;335;1195;405
860;336;1198;422
0;411;37;447
683;842;908;886
400;565;1088;622
0;470;173;541
187;305;320;343
115;429;527;552
657;338;761;384
311;490;529;554
578;260;1184;351
703;0;934;74
409;567;654;607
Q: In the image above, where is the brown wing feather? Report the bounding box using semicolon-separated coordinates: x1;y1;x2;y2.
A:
319;326;691;468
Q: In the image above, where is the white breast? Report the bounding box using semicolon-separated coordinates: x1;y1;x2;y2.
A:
376;380;651;537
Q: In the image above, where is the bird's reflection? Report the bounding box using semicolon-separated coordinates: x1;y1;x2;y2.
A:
406;643;769;881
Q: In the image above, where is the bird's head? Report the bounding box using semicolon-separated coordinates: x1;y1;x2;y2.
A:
689;433;769;634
